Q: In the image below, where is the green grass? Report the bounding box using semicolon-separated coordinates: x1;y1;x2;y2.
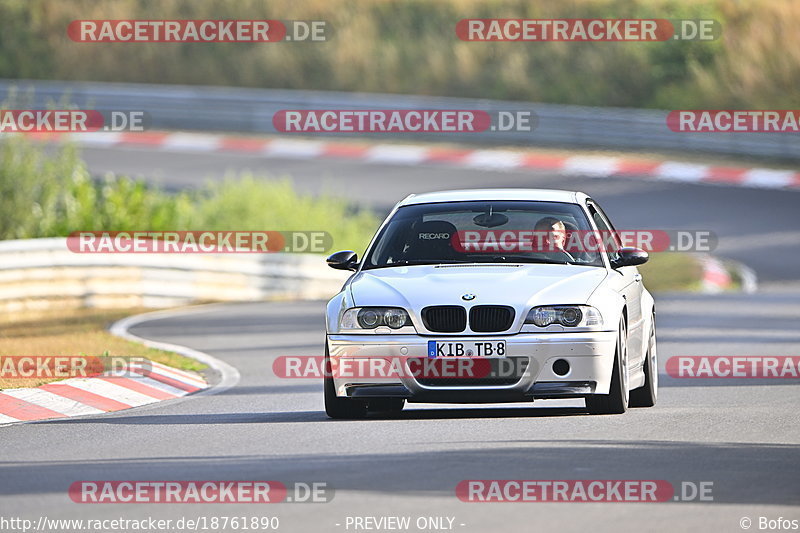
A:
639;252;704;292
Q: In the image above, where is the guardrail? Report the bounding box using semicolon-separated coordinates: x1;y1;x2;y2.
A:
0;238;347;311
2;79;797;160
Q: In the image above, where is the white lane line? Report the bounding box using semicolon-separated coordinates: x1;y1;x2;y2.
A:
111;305;241;397
64;378;162;407
1;388;104;417
562;156;620;177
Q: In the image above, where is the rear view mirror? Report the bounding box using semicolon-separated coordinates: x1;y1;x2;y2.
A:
473;212;509;228
326;250;358;271
610;247;649;268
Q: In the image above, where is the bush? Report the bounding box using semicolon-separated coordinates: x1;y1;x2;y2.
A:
0;136;380;254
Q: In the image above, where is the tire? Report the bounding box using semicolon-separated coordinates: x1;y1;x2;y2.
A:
324;341;368;419
586;318;629;415
629;315;658;408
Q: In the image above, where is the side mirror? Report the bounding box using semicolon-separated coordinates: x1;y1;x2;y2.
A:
326;250;359;271
610;247;649;269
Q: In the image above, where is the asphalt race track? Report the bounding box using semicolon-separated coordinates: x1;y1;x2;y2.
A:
2;145;799;531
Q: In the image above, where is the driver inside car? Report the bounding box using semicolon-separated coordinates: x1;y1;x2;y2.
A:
534;216;576;262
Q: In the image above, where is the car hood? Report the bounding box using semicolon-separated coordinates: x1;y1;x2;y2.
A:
349;264;608;311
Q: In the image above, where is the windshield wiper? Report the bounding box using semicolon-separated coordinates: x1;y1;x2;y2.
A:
475;255;574;265
395;259;475;265
364;259;474;270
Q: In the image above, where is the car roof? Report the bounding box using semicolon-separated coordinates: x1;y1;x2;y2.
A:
396;189;588;207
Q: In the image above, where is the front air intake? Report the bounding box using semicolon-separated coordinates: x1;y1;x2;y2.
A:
469;305;515;333
421;306;467;333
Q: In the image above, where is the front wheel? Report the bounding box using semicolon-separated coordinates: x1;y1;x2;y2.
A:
324;341;367;419
586;319;629;415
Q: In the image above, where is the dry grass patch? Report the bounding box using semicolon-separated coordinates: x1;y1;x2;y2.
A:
0;308;205;389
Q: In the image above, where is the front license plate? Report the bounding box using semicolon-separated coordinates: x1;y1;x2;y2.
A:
427;340;506;358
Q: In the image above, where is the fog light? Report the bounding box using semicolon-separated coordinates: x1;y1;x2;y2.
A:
553;359;570;376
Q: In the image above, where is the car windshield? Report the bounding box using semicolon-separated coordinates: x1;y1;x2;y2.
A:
362;200;605;269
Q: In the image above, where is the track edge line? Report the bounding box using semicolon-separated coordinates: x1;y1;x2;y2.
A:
109;306;241;396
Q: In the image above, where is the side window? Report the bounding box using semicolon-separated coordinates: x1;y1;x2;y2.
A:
588;203;621;264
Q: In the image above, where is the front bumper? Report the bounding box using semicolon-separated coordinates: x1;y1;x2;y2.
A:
326;331;617;403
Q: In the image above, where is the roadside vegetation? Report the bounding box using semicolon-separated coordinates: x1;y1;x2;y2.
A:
0;136;378;254
638;252;704;292
1;0;796;109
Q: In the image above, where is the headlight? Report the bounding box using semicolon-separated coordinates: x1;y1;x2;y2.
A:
340;307;412;330
525;305;602;327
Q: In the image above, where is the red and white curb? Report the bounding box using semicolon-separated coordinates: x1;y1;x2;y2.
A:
701;256;733;293
0;362;207;424
700;255;758;294
21;130;800;191
0;306;240;426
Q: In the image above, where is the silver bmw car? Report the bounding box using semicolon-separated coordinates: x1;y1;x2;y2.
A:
324;189;657;418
